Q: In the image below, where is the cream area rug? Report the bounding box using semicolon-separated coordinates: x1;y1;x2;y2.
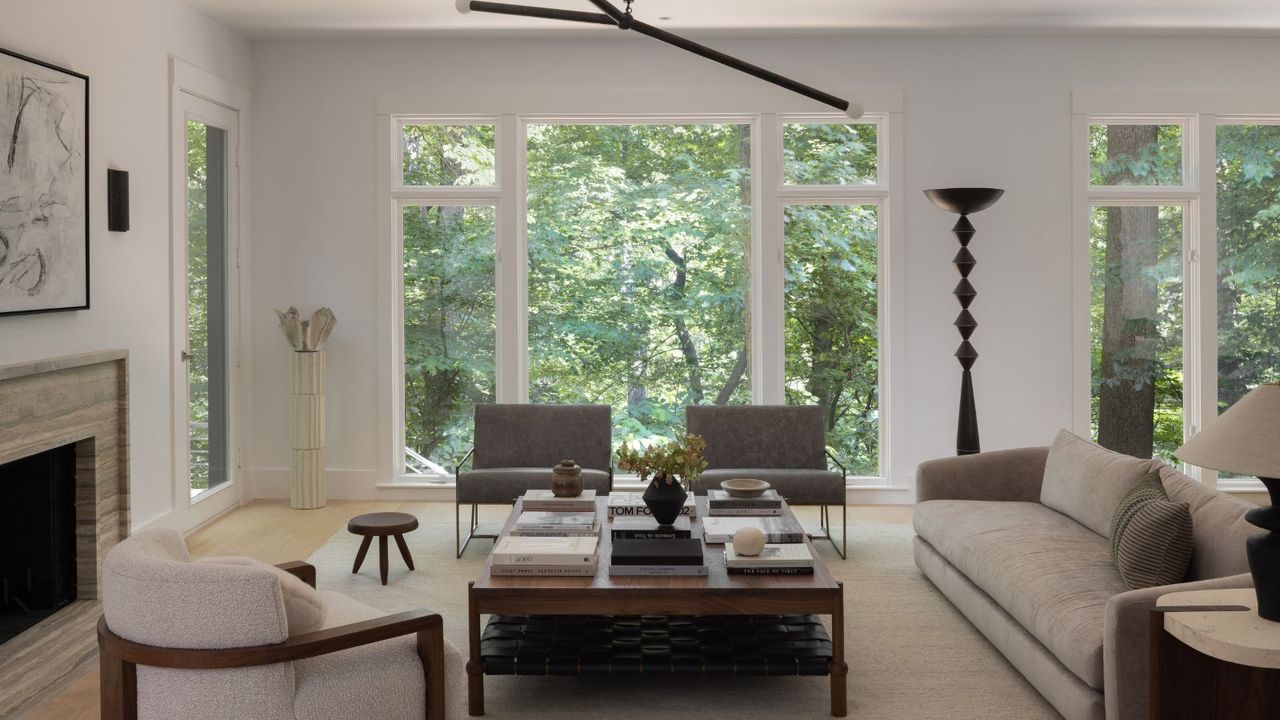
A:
307;505;1060;720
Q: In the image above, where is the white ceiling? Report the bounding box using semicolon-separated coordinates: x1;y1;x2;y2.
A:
182;0;1280;38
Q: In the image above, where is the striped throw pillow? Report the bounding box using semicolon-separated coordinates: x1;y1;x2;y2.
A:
1108;471;1194;589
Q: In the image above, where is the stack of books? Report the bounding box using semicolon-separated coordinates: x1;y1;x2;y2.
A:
510;510;600;537
490;536;599;576
607;491;696;518
702;515;806;544
609;538;708;576
725;543;815;576
521;489;597;512
707;489;784;516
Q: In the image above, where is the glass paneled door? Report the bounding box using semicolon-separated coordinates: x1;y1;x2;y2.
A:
176;92;238;516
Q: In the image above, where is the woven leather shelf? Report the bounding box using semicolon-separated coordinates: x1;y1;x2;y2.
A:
480;614;834;676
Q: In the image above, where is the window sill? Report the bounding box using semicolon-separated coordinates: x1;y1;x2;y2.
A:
383;476;896;491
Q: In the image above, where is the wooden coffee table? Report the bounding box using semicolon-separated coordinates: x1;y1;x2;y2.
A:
467;497;847;716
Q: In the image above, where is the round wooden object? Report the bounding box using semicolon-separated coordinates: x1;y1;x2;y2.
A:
347;512;419;585
1159;588;1280;669
348;512;419;535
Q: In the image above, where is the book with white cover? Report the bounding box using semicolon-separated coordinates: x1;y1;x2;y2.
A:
702;515;805;544
491;536;599;566
514;511;597;530
708;489;783;505
490;561;599;576
607;492;696;518
725;543;814;568
521;489;598;512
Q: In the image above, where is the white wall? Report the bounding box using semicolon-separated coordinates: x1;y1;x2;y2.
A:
248;35;1280;501
0;0;250;529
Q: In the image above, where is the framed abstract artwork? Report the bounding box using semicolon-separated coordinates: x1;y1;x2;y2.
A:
0;47;89;317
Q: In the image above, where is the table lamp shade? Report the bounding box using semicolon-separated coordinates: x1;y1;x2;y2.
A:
1175;384;1280;479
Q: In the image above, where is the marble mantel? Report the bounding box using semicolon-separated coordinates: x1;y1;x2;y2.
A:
0;349;130;717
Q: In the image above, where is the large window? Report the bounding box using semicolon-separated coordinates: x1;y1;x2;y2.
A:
1077;104;1280;488
392;111;895;483
526;123;752;445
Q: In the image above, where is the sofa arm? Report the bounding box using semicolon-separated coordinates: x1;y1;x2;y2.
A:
1103;572;1254;720
915;447;1049;503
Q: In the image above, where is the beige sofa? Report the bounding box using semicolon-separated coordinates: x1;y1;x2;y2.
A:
913;434;1257;720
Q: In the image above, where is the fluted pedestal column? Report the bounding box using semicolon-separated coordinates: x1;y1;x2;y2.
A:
291;350;326;509
925;188;1004;456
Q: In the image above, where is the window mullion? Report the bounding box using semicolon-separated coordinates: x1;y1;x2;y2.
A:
495;113;522;403
756;113;784;405
1192;113;1219;486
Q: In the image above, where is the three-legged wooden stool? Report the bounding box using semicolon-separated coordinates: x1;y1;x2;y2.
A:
347;512;418;585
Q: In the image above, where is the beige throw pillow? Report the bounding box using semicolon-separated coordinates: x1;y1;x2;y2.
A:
197;556;327;635
1039;429;1158;537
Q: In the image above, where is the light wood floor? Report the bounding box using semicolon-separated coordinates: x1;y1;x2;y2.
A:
23;499;912;720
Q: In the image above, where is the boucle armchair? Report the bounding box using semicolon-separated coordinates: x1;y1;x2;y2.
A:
99;529;452;720
455;403;613;556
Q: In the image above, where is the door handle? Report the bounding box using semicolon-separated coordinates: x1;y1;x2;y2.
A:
180;350;193;362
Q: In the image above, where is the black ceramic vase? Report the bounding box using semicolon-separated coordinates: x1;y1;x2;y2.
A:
924;187;1005;456
643;476;688;526
1246;477;1280;621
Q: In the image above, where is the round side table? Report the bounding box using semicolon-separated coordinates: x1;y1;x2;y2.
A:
1151;588;1280;719
348;512;418;585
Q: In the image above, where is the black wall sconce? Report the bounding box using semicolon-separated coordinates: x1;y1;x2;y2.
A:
107;169;129;232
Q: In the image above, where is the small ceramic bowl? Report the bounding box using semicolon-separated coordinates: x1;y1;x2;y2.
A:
720;478;771;498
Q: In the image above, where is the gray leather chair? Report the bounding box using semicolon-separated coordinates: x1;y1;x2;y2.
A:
686;405;847;558
454;404;613;556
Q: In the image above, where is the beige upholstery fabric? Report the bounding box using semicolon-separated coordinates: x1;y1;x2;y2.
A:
914;537;1105;720
914;500;1130;689
915;446;1050;503
102;529;289;649
295;592;425;720
198;556;328;634
1158;463;1254;580
103;529;455;720
1103;572;1254;720
1040;430;1157;538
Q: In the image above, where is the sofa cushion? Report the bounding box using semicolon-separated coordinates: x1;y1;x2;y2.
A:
473;404;612;471
457;467;610;504
293;592;426;720
699;468;845;504
1158;463;1254;580
1040;430;1157;538
1108;473;1194;589
687;405;828;469
198;556;327;635
914;500;1131;689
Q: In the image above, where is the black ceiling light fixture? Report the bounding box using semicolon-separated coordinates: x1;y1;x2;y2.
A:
456;0;863;118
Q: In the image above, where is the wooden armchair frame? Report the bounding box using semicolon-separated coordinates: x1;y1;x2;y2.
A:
98;561;446;720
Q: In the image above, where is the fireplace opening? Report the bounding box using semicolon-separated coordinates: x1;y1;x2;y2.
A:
0;443;78;646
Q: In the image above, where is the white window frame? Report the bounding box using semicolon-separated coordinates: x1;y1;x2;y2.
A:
1071;91;1280;493
375;89;905;490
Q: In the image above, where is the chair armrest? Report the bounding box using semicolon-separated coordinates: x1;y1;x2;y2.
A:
915;447;1049;503
454;447;476;483
824;448;847;482
274;560;316;588
98;609;443;669
1103;573;1254;720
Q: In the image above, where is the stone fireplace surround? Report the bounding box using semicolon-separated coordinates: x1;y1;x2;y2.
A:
0;350;129;717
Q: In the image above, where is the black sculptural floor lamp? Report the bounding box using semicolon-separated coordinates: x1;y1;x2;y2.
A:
924;188;1005;456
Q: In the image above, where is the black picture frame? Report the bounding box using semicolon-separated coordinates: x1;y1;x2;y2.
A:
0;45;90;318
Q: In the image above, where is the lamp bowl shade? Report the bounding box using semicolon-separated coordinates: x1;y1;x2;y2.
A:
1176;384;1280;478
924;188;1005;215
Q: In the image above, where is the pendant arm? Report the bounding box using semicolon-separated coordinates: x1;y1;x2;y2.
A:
467;1;615;26
585;0;632;27
627;18;852;114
